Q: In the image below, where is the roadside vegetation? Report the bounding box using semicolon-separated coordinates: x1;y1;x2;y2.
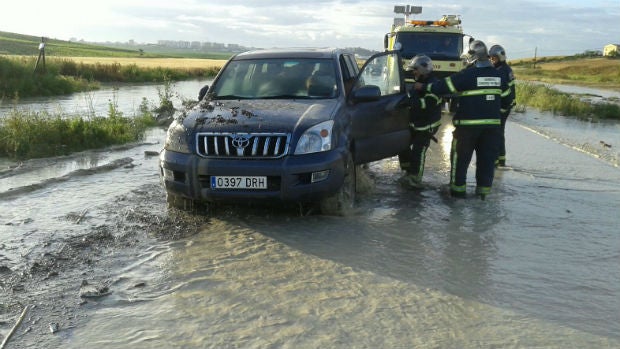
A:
516;82;620;120
1;30;226;98
0;55;222;98
511;54;620;90
0;96;158;159
511;54;620;121
0;56;98;98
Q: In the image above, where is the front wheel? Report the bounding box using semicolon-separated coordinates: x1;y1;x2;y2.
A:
165;192;195;211
320;153;356;216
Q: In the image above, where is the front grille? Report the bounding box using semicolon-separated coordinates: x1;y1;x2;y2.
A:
196;132;290;158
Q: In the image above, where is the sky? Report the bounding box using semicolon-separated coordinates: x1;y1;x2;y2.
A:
1;0;619;59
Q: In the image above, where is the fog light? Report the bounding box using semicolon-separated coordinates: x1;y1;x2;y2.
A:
162;168;175;180
311;170;330;183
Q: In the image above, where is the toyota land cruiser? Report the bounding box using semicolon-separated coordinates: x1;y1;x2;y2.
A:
159;47;410;215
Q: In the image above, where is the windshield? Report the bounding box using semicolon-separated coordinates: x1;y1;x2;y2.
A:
395;32;463;60
212;58;339;99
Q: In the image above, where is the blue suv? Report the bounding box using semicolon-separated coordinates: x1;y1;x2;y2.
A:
159;48;410;215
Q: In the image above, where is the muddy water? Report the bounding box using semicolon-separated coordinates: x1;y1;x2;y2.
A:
547;83;620;104
0;80;210;119
1;85;620;348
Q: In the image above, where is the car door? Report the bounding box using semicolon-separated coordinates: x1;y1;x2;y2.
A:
347;51;411;165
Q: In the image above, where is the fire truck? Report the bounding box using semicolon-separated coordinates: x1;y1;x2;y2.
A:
384;5;472;83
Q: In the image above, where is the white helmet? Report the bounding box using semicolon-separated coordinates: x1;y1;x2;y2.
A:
489;44;507;62
466;40;489;64
406;55;433;76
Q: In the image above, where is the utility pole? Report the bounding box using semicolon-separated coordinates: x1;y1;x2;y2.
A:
533;46;537;69
34;36;46;74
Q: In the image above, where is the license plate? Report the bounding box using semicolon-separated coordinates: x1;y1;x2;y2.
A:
211;176;267;189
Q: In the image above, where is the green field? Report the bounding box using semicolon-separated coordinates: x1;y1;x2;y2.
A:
0;31;227;99
0;31;232;59
0;31;147;57
512;56;620;91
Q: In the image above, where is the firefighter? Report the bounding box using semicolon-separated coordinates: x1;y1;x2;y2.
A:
398;55;443;189
489;44;516;167
414;40;510;199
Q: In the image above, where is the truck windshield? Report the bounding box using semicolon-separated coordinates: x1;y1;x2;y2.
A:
395;33;463;60
212;58;338;99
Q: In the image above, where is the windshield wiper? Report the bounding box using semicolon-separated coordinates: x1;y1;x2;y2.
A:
261;95;307;99
214;95;251;100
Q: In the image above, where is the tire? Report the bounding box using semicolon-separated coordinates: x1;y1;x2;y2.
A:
320;153;356;216
165;192;195;211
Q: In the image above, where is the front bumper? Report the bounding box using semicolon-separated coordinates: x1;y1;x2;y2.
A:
159;148;346;204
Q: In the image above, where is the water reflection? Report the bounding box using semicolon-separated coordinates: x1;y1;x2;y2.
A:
437;121;454;168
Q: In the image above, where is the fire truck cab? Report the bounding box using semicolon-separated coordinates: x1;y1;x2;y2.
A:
384;5;472;82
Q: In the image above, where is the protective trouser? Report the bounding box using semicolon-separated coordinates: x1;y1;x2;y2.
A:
398;148;411;172
409;127;438;182
497;111;510;165
450;126;501;196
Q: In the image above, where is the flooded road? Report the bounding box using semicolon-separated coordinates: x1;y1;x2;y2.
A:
0;79;210;119
1;85;620;348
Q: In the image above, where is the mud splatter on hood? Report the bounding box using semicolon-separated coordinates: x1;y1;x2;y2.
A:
180;98;339;133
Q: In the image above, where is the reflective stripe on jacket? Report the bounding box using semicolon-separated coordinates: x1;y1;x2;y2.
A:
410;75;443;129
426;65;509;124
496;62;516;114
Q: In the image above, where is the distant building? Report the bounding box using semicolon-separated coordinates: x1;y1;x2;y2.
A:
603;44;619;57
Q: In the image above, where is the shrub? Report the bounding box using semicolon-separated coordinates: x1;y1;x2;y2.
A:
0;106;156;159
516;82;620;121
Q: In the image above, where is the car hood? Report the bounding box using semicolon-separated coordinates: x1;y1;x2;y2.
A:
180;99;340;133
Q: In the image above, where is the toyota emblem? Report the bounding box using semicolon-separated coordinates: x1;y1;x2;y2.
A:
231;134;250;149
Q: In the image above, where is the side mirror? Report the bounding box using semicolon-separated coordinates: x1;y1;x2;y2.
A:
198;85;209;100
351;85;381;102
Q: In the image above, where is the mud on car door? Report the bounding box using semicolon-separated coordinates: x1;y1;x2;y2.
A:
348;51;410;165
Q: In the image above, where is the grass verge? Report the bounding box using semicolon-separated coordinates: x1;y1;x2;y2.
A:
512;57;620;91
0;102;157;160
516;82;620;121
1;55;224;98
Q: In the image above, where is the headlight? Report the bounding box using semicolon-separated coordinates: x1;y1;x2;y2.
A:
294;120;334;155
164;120;191;153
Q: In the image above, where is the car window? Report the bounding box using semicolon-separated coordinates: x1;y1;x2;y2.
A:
339;55;357;81
358;53;403;96
212;58;339;99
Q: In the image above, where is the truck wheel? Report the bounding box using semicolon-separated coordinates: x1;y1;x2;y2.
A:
320;153;356;216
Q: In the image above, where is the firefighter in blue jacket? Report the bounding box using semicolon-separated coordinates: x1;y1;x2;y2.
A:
489;44;516;167
399;55;443;189
414;40;510;199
